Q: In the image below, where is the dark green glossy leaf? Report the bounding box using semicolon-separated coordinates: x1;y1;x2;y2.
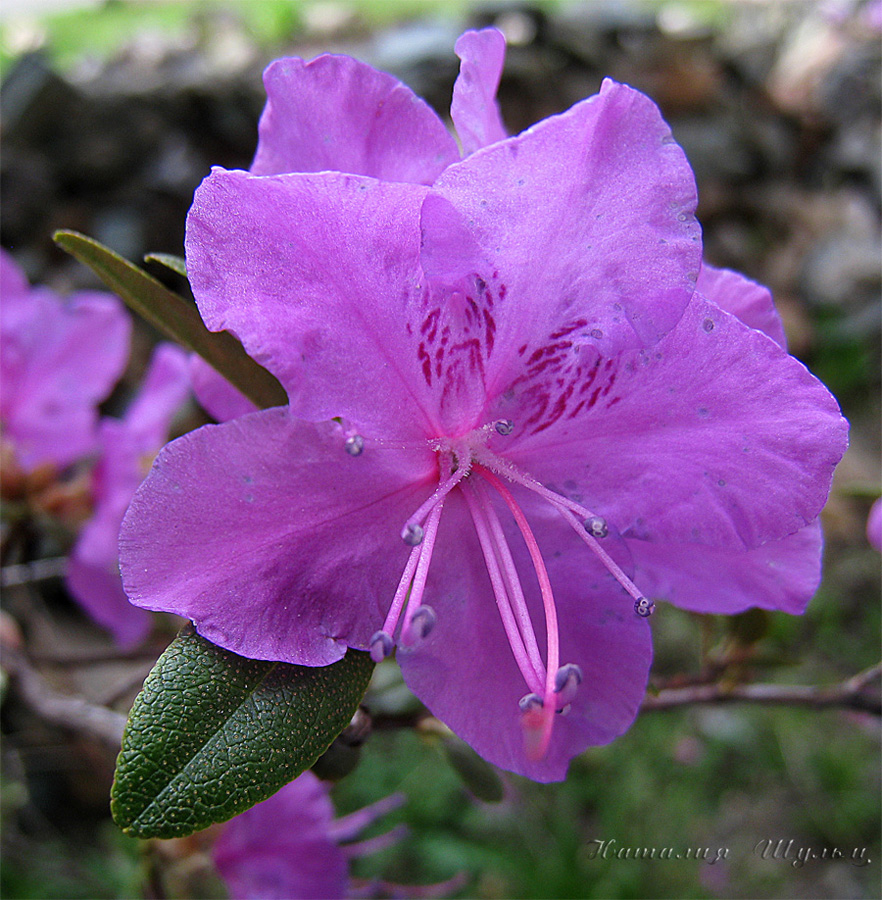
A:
53;230;287;410
144;251;188;277
111;625;374;839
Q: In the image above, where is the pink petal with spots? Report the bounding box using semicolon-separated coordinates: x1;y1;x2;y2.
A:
698;263;787;349
422;78;702;384
629;521;824;615
504;297;847;551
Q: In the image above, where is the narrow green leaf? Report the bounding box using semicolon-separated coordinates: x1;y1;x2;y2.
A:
144;251;188;278
442;737;505;803
111;625;374;839
53;230;287;410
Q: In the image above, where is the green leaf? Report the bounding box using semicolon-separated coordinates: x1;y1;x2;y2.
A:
111;625;374;839
53;230;287;411
144;251;188;278
442;737;505;803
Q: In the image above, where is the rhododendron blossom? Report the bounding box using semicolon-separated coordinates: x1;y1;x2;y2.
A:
120;30;847;781
0;249;130;473
213;771;404;900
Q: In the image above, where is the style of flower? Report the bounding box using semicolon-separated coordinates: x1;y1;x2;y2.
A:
120;31;848;781
67;343;189;646
212;771;405;900
0;248;131;473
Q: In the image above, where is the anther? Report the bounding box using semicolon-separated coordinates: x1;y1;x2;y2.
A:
369;630;394;663
494;418;514;436
401;521;424;546
344;434;365;456
634;597;655;618
518;692;544;712
553;663;583;706
409;605;436;641
583;516;609;538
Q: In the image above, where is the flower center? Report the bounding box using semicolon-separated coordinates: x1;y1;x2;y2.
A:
352;419;654;762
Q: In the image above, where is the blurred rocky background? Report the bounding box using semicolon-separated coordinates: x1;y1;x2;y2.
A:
1;2;880;898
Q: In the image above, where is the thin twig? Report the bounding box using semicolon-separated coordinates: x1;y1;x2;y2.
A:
641;662;882;716
1;557;68;587
2;648;127;747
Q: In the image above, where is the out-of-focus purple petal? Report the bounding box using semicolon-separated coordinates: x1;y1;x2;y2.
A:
67;345;189;645
186;170;443;439
124;343;190;445
213;773;348;900
506;296;848;552
868;498;882;551
1;251;131;470
251;54;458;184
451;28;508;155
189;354;258;422
0;249;28;296
327;792;405;843
629;521;824;615
398;493;652;782
697;263;787;349
120;408;435;665
422;79;701;368
67;498;153;647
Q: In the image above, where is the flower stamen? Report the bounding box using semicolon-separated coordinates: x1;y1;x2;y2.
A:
476;465;560;761
462;481;546;694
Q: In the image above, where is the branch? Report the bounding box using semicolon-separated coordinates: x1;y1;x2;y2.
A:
641;662;882;716
2;648;127;747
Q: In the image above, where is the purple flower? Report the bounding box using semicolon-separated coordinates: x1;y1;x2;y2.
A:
0;249;131;472
868;498;882;552
120;32;847;780
67;344;189;646
212;771;404;900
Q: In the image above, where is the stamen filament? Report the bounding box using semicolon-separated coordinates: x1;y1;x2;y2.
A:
476;449;648;605
556;505;645;604
405;453;468;529
476;465;559;760
476;448;601;520
381;544;422;637
462;481;546;694
471;478;546;682
401;500;445;644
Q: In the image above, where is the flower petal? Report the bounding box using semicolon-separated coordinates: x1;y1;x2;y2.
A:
421;79;702;374
213;772;348;900
251;54;459;183
868;498;882;552
505;297;848;550
186;169;443;439
124;343;190;446
398;493;652;782
698;263;787;349
0;276;131;470
67;506;153;647
189;354;258;422
451;28;508;155
120;408;435;665
629;521;823;615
